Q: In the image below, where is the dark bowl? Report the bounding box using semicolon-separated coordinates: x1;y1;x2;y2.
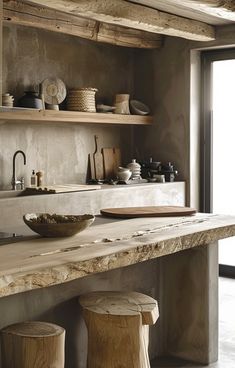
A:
130;100;150;115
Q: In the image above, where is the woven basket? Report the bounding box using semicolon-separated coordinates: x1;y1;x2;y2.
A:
67;88;98;112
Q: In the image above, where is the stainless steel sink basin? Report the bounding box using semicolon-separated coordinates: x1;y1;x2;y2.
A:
0;231;24;245
0;190;24;199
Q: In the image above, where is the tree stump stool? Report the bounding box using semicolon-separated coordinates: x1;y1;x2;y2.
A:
1;321;65;368
79;291;159;368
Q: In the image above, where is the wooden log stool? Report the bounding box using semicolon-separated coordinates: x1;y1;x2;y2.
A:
1;321;65;368
79;291;159;368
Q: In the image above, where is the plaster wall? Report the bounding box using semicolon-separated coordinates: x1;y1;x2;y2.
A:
1;24;137;190
134;24;235;208
134;38;191;204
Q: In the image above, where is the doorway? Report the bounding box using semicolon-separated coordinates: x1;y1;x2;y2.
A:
202;49;235;277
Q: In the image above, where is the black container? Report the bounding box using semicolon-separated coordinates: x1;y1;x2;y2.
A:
140;158;161;179
160;162;178;182
18;91;43;109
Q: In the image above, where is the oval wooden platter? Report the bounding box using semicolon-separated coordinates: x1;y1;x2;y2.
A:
100;206;197;218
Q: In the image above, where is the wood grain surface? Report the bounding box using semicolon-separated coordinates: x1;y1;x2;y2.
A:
0;213;234;297
1;321;65;368
100;205;197;218
93;135;104;180
24;184;101;194
102;147;115;179
113;147;121;172
79;291;159;367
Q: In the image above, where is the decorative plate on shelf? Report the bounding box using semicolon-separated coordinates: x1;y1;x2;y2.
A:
41;78;66;105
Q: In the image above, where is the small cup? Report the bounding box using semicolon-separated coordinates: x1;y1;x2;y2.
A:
114;94;130;115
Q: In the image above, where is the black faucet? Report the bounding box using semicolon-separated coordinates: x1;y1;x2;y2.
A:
12;150;26;190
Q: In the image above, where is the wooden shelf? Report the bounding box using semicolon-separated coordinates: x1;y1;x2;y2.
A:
0;109;152;125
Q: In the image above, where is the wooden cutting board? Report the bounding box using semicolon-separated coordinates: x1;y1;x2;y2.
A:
113;147;121;172
100;206;196;218
102;148;115;179
24;184;101;195
93;135;104;180
89;153;96;180
102;147;122;179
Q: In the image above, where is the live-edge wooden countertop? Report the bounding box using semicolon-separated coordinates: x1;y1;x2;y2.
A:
1;213;235;298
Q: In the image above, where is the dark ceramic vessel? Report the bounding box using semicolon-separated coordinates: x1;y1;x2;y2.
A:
18;91;43;109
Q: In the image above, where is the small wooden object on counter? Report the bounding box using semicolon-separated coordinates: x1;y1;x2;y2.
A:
100;205;197;218
36;171;43;187
24;184;101;195
1;321;65;368
79;291;159;368
93;135;104;180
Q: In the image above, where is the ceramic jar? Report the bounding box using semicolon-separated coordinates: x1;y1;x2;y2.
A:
127;159;141;180
2;93;14;107
116;167;132;182
114;94;130;115
18;91;43;109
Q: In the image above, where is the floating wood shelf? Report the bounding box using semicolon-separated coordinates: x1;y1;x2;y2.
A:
0;109;153;125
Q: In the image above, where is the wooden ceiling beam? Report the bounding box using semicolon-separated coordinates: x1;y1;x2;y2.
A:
156;0;235;22
175;0;235;21
129;0;235;22
3;0;162;48
25;0;215;41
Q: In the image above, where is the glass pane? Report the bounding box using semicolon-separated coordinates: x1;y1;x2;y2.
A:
213;60;235;267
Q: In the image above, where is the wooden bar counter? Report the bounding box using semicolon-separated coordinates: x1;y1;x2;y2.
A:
1;212;235;366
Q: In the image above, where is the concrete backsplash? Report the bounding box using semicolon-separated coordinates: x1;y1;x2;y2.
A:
1;24;137;189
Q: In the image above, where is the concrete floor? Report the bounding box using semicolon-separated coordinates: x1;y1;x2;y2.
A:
152;277;235;367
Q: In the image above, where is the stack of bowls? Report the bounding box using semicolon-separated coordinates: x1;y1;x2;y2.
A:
67;88;97;112
127;159;142;180
2;93;14;107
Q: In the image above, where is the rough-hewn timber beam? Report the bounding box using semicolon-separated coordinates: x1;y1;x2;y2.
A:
0;0;2;105
152;0;235;22
3;0;162;48
25;0;215;41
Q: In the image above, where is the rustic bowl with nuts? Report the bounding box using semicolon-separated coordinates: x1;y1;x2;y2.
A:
23;213;95;238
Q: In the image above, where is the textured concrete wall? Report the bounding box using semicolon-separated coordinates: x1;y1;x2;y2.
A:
134;26;235;208
1;24;136;189
134;38;191;193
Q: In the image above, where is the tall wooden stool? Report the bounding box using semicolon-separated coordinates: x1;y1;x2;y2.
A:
1;321;65;368
79;291;159;368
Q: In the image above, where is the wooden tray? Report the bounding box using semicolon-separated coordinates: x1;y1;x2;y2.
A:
100;206;196;218
24;184;101;195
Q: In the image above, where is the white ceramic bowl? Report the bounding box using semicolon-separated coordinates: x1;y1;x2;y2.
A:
130;100;150;115
23;213;95;237
116;167;132;182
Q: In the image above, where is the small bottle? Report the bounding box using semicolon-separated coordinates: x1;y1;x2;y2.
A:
30;170;36;187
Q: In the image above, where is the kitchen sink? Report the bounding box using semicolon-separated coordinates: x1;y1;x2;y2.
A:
0;231;25;245
0;190;24;199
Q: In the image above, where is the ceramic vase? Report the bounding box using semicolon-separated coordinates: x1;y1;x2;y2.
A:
18;91;43;109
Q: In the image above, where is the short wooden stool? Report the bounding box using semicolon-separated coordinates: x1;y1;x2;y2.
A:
1;321;65;368
79;291;159;368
